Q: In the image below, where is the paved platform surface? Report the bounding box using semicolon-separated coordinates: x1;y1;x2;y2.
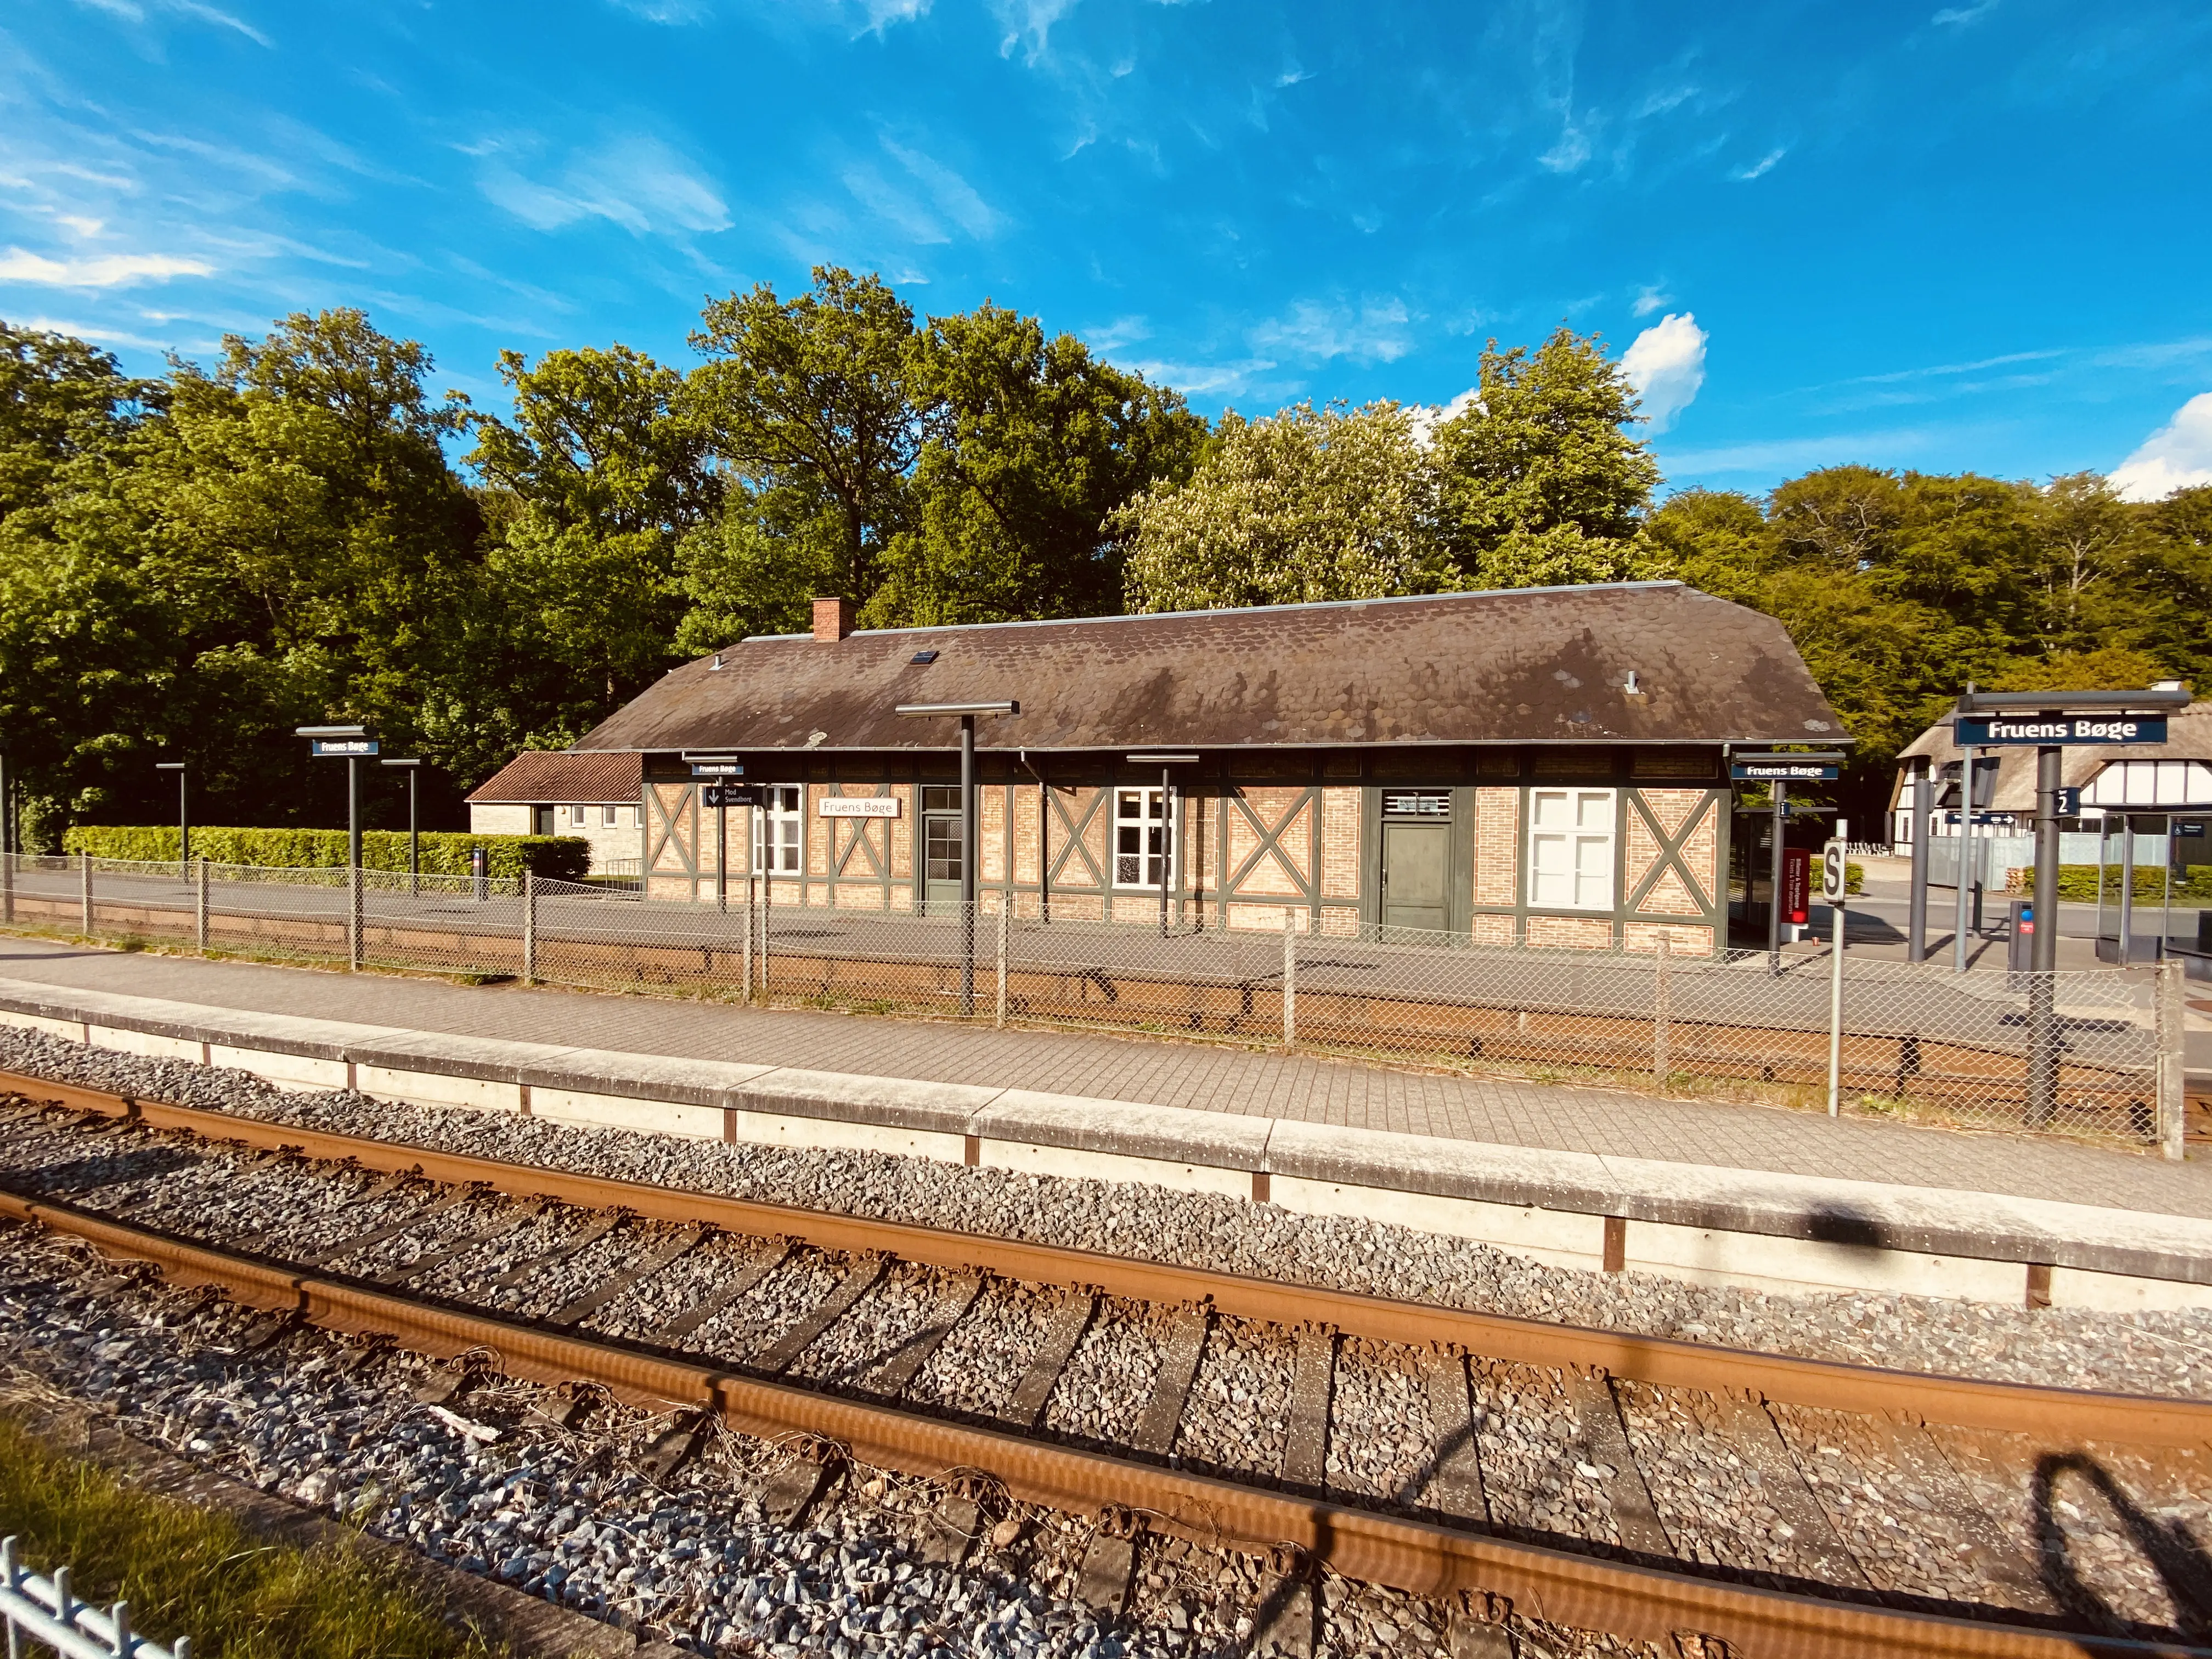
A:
3;936;2208;1221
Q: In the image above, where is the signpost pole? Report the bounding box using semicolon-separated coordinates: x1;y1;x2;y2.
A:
1908;757;1931;964
2158;957;2186;1160
961;713;977;1018
348;862;362;972
522;869;537;985
348;754;362;878
407;768;418;896
80;851;92;936
1159;763;1171;938
2119;813;2137;967
2027;738;2064;1126
1964;743;1982;973
716;798;728;915
195;857;208;952
995;901;1008;1029
1825;823;1848;1118
177;765;189;879
743;872;754;1002
1768;781;1786;975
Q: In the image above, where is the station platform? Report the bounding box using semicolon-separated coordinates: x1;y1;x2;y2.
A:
1;935;2208;1313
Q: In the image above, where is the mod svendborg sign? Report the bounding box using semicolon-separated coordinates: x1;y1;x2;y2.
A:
1956;715;2169;747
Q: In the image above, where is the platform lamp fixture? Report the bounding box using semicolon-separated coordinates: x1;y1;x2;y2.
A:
894;699;1020;1015
1126;754;1198;936
153;761;187;877
382;758;421;891
294;725;377;871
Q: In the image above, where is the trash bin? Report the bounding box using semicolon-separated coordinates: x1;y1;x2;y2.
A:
2008;899;2035;971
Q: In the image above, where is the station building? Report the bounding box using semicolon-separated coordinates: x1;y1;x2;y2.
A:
566;583;1842;956
465;749;644;874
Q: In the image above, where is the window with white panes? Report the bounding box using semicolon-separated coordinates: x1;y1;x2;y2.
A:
752;785;803;873
601;804;618;827
1113;786;1177;889
1527;788;1616;910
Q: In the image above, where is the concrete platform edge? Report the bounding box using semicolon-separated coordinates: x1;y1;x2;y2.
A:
0;978;2205;1311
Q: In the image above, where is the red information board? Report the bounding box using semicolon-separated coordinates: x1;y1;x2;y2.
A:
1782;847;1812;926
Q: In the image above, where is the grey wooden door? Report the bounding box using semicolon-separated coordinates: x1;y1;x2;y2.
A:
1381;821;1451;932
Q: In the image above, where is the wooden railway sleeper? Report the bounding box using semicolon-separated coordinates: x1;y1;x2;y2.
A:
1076;1505;1147;1619
548;1224;706;1327
866;1270;983;1399
1281;1325;1337;1497
1568;1371;1674;1560
1005;1290;1098;1428
1131;1305;1211;1460
651;1238;793;1344
482;1208;624;1291
753;1253;890;1375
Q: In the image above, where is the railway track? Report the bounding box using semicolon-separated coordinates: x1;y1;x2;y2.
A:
2;1067;2208;1659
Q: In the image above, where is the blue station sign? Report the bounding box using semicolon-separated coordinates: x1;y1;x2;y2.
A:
309;738;379;757
1956;715;2167;747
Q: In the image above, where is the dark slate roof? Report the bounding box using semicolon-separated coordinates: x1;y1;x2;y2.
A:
466;749;644;804
573;582;1844;755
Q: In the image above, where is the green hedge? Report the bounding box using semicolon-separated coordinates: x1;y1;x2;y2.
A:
60;826;590;881
2003;864;2212;901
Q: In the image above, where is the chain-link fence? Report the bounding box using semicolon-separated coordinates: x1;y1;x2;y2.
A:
0;854;2177;1144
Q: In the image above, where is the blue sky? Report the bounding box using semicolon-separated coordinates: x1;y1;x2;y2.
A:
4;0;2210;499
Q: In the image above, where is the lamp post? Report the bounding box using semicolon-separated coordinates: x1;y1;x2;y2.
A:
298;725;376;972
154;762;187;878
382;759;421;893
295;725;376;870
895;700;1020;1015
1127;753;1199;936
1953;685;2190;1125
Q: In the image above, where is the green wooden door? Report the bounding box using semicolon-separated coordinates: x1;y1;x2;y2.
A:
1381;820;1451;932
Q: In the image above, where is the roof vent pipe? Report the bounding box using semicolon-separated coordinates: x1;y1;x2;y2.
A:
813;596;855;642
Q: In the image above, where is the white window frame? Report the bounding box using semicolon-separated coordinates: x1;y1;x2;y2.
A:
1527;787;1617;911
1112;785;1178;891
752;785;803;874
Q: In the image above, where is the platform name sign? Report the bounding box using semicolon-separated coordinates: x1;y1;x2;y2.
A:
1955;715;2168;747
819;797;901;819
687;759;744;777
309;738;378;757
1730;759;1838;781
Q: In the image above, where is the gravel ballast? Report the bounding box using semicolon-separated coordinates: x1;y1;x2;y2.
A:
0;1026;2202;1400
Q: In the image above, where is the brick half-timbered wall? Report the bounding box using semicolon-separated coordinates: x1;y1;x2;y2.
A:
637;746;1733;953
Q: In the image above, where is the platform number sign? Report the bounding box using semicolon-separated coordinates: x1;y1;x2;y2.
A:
1820;839;1848;904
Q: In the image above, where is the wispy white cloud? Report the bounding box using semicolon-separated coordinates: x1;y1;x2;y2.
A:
73;0;270;46
16;315;171;351
1732;147;1785;181
1622;312;1708;433
1539;124;1592;173
1839;348;2066;386
1663;428;1936;475
2109;393;2212;502
1632;284;1671;318
1082;315;1150;352
840;162;952;244
477;134;730;236
606;0;714;21
1931;0;1999;25
1124;356;1277;399
0;247;215;287
1248;296;1414;364
990;0;1079;62
880;139;1002;239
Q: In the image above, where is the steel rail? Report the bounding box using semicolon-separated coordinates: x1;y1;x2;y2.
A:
2;1183;2204;1659
9;1068;2207;1449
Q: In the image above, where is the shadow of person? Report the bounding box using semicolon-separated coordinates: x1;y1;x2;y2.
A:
2034;1450;2212;1644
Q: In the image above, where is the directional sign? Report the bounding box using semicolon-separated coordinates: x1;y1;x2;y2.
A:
1731;760;1839;781
1956;715;2167;747
702;784;759;809
310;738;379;757
1820;839;1848;903
689;760;744;777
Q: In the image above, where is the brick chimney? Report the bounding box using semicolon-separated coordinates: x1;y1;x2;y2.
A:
812;595;854;642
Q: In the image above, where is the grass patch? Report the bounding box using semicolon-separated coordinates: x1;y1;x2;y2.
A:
0;1413;500;1659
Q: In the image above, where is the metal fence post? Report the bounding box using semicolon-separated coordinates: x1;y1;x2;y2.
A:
522;869;537;985
2;843;12;926
758;874;769;1003
995;901;1008;1029
347;862;362;972
1652;934;1671;1089
194;857;208;952
2158;956;2186;1160
80;853;92;936
1283;907;1297;1050
742;872;754;1003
